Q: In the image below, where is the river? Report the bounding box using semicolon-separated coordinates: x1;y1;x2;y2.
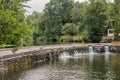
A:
1;53;120;80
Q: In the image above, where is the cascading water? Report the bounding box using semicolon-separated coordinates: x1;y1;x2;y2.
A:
104;46;110;53
89;46;94;54
74;50;81;56
59;52;71;58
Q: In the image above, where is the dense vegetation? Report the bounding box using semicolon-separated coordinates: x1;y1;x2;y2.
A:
0;0;120;48
0;0;33;49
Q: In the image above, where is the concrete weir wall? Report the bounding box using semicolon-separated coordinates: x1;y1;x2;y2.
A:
110;45;120;53
0;44;120;74
0;45;86;74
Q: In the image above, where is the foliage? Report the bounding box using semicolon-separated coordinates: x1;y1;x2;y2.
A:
26;0;120;44
85;0;107;42
114;0;120;41
26;11;42;45
102;36;113;43
62;23;79;36
26;0;74;45
71;2;85;24
0;0;31;50
1;0;120;49
22;0;120;44
60;35;73;42
0;44;14;48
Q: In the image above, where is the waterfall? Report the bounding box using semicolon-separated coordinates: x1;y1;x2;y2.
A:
89;46;94;54
104;46;110;53
74;50;81;56
59;52;71;58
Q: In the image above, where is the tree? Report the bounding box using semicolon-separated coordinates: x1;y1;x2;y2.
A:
39;0;74;43
62;23;79;36
114;0;120;41
43;2;62;43
26;11;42;45
71;2;85;24
58;0;73;24
85;0;107;42
0;0;30;47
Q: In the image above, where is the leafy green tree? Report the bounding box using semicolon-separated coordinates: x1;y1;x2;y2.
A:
71;2;85;24
41;5;61;43
40;0;73;43
114;0;120;41
85;0;107;42
26;11;42;45
24;0;120;44
58;0;73;24
62;23;79;36
71;1;87;38
0;0;30;47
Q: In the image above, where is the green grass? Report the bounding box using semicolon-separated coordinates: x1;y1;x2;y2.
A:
0;44;14;48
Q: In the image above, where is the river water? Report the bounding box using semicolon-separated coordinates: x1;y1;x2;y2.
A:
1;53;120;80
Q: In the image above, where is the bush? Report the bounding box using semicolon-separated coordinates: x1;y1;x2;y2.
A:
73;36;82;42
0;44;14;48
60;35;73;42
62;23;79;36
60;35;82;43
101;36;113;43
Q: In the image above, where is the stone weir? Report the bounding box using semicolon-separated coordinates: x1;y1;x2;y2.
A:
0;44;88;74
88;43;120;53
0;44;120;74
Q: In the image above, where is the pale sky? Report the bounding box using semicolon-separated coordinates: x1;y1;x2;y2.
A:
25;0;87;15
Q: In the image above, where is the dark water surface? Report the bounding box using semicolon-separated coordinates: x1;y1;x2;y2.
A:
1;53;120;80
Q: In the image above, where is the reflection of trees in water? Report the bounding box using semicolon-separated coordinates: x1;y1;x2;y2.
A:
111;54;120;79
105;54;110;64
1;54;120;80
87;54;109;80
82;55;87;72
104;54;115;80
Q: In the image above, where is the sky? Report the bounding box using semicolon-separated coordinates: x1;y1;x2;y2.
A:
25;0;87;15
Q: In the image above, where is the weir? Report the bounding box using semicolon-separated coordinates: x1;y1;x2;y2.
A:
104;46;110;53
0;44;120;74
89;46;94;54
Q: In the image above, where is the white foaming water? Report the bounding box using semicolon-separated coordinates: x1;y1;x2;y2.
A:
105;46;110;53
89;46;94;54
74;50;82;56
59;52;72;59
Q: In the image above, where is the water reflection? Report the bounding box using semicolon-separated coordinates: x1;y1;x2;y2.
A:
89;54;94;66
1;53;120;80
105;53;110;64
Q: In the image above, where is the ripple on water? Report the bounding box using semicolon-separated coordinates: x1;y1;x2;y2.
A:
1;53;120;80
